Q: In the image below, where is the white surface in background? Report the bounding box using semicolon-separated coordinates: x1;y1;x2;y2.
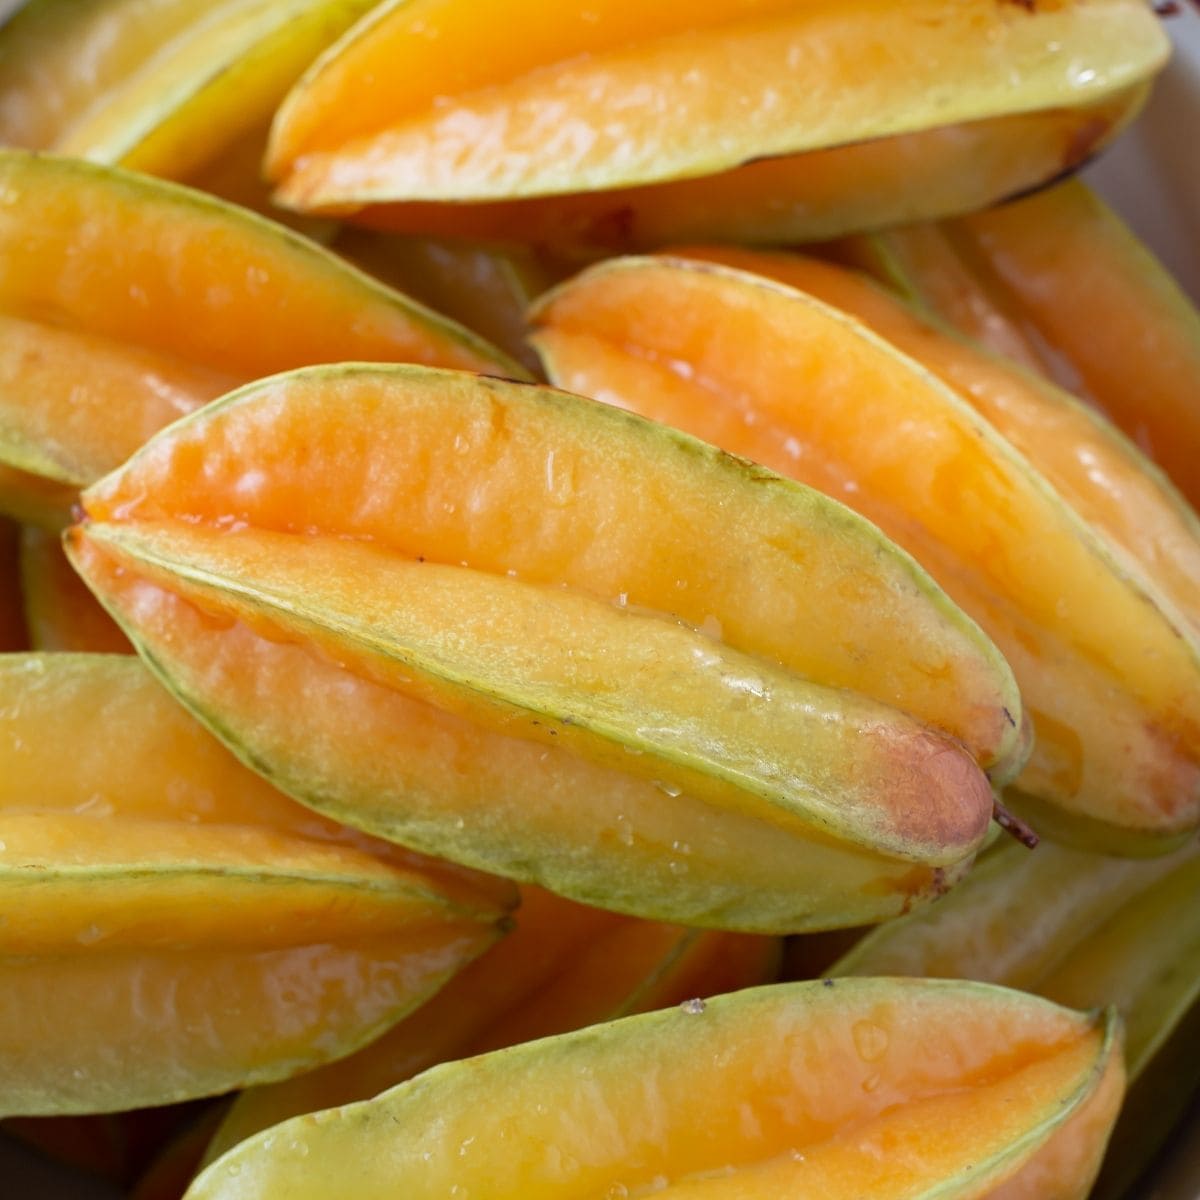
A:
1086;5;1200;302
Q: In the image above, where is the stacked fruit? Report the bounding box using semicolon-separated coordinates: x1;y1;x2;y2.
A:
0;1;1197;1196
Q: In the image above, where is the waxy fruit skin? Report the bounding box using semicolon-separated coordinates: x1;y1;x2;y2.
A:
268;0;1166;205
184;978;1123;1200
207;885;779;1162
0;0;379;183
0;150;523;526
531;257;1200;850
0;652;512;1115
68;363;1018;931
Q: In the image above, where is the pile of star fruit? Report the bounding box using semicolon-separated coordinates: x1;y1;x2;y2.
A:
0;2;1198;1198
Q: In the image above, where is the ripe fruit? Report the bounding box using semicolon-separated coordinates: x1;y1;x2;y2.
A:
67;363;1019;930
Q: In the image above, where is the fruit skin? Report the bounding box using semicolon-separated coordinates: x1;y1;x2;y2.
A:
206;885;779;1163
183;978;1122;1200
661;245;1200;646
831;840;1200;1200
0;0;378;183
336;87;1149;252
850;180;1200;511
68;362;1013;932
530;256;1200;850
0;150;524;524
0;652;513;1116
268;0;1166;205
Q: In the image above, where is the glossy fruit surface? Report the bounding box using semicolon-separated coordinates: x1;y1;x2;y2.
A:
0;653;511;1115
67;363;1017;930
185;979;1123;1200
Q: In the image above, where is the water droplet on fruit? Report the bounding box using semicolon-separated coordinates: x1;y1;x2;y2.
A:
544;450;576;505
863;1072;882;1093
605;1184;629;1198
853;1020;890;1063
680;997;706;1015
615;815;634;847
77;923;106;945
655;780;683;798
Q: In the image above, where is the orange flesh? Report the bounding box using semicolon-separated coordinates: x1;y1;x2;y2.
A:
531;259;1200;836
0;312;235;488
212;886;777;1157
0;928;490;1117
337;90;1142;250
0;154;508;378
0;151;519;500
668;246;1200;640
192;981;1117;1200
986;1041;1124;1200
0;653;514;913
68;541;972;932
270;0;802;175
79;520;992;861
19;525;131;653
78;366;1020;780
270;0;1161;203
947;180;1200;512
841;223;1049;374
0;811;480;954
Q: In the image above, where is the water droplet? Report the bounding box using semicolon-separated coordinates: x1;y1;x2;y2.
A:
649;1175;669;1192
290;1140;310;1158
453;433;471;454
544;450;576;505
458;1135;476;1157
77;923;106;946
668;860;689;876
615;815;634;847
680;997;706;1015
790;1150;806;1163
227;1164;242;1178
863;1072;882;1093
698;614;723;640
671;840;691;855
655;780;683;798
605;1184;629;1199
853;1020;890;1063
454;817;466;831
